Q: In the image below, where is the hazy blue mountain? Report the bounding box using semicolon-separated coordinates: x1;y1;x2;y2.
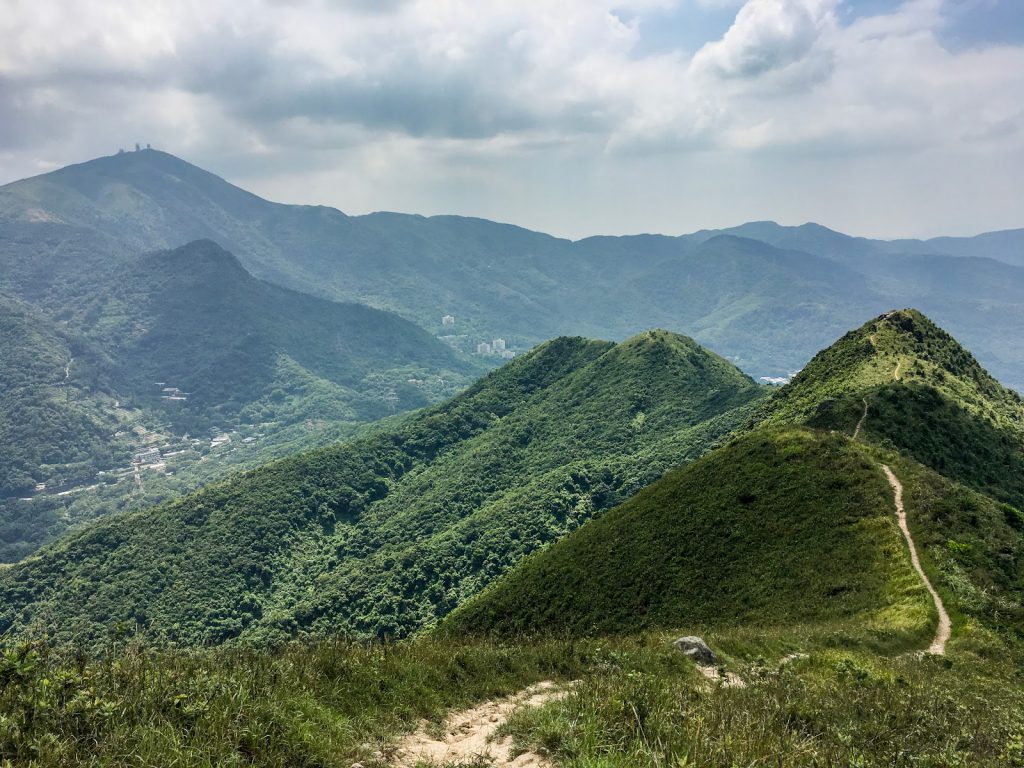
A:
0;237;477;561
889;228;1024;266
3;149;1023;388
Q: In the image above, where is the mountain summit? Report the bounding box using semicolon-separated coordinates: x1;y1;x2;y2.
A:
0;328;763;646
760;309;1024;507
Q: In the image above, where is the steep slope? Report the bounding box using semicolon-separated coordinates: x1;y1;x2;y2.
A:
85;238;474;429
443;428;928;638
5;150;1024;387
447;311;1024;641
0;330;764;646
760;309;1024;508
446;428;1023;641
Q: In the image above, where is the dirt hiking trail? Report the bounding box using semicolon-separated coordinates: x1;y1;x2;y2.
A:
852;398;869;440
392;681;569;768
882;464;951;655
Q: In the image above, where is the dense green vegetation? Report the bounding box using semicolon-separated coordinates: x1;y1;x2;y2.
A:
0;635;588;766
84;239;474;431
761;309;1024;508
0;297;123;500
0;627;1021;766
0;290;1022;765
0;330;764;646
446;428;1024;642
443;428;930;638
0;239;477;561
4;149;1024;387
503;630;1024;768
447;310;1024;641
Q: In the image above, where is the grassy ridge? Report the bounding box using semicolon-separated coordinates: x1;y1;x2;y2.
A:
445;312;1024;643
761;309;1024;507
443;428;932;641
1;629;1022;767
0;331;764;646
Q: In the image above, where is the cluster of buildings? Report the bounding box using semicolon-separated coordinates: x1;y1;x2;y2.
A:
477;338;515;359
155;382;188;401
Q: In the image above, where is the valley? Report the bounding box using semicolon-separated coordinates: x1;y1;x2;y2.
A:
4;2;1024;763
1;155;1023;768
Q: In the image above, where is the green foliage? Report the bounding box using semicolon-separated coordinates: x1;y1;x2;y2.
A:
0;297;124;500
447;311;1024;643
0;630;1021;767
0;240;478;561
503;631;1024;768
0;331;764;646
444;428;931;641
0;636;589;767
761;309;1024;507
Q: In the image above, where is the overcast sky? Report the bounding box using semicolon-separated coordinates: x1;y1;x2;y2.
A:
1;0;1022;239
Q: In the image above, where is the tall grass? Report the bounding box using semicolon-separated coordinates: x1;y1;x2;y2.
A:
504;626;1024;768
2;626;1022;766
0;636;587;766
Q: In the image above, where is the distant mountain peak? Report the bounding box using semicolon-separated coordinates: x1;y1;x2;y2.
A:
143;239;251;280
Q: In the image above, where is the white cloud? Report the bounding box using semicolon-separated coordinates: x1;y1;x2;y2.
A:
0;0;1021;238
691;0;837;79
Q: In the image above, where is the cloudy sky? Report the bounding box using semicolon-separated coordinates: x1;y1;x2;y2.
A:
2;0;1022;239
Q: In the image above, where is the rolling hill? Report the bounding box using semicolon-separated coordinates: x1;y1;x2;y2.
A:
0;329;764;646
445;310;1024;642
0;239;477;562
4;150;1024;388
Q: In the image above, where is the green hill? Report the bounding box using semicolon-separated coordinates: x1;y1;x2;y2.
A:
760;309;1024;508
0;330;764;646
443;428;929;638
445;311;1024;641
6;150;1024;389
88;239;474;429
0;239;476;563
445;426;1022;640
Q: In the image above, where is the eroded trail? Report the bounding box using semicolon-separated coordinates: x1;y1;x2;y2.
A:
392;681;569;768
852;398;869;440
882;464;951;655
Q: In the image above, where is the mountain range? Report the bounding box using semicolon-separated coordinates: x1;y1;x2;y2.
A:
3;149;1024;386
2;310;1022;654
1;152;1023;767
2;148;1024;571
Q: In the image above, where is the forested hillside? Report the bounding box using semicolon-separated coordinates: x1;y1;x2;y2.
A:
0;239;477;562
4;150;1024;388
85;239;473;430
0;331;764;646
0;297;120;500
447;310;1024;641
